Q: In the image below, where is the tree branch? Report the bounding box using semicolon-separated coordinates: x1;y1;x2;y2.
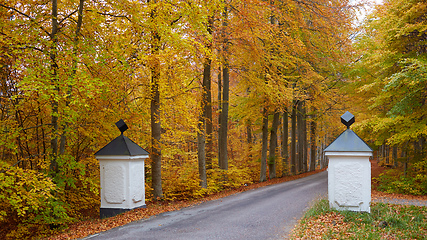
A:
0;3;50;36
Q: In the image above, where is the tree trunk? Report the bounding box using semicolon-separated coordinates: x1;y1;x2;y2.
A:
291;100;297;175
268;110;280;179
392;145;398;167
151;62;163;198
59;0;85;156
260;107;268;182
246;119;253;160
49;0;59;175
302;102;307;173
219;6;229;170
217;66;222;163
197;116;207;188
205;16;213;170
310;111;316;171
246;120;252;145
385;144;390;164
281;111;289;176
197;55;211;187
150;2;163;198
403;141;409;176
297;101;303;173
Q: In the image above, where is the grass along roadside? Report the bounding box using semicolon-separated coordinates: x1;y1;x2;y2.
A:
290;199;427;239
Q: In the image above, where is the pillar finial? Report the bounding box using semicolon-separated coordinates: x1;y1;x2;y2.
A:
341;111;355;129
115;119;128;134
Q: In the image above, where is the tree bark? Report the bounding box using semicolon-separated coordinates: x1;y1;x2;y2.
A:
218;6;229;170
205;16;213;170
197;116;207;188
392;145;398;167
49;0;59;175
297;101;303;173
301;101;307;173
150;1;163;198
291;100;297;175
260;107;268;182
198;55;212;187
246;119;253;160
268;110;280;179
281;110;289;176
246;120;252;145
217;66;222;162
309;111;316;171
59;0;85;156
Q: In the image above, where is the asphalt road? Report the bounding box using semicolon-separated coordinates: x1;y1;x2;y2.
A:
86;171;328;240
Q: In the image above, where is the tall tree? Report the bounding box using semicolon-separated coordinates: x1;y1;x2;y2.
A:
49;0;60;175
260;107;268;182
219;5;229;170
149;0;163;199
281;110;289;176
205;16;214;170
309;109;317;171
268;111;280;179
291;100;297;175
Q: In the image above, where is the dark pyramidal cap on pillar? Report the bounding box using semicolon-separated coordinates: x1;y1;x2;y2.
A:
324;111;372;152
95;119;149;156
341;111;355;129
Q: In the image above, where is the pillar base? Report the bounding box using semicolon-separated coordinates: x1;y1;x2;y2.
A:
100;205;146;219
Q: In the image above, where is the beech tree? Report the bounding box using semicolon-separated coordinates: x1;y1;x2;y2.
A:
0;0;358;237
352;0;427;170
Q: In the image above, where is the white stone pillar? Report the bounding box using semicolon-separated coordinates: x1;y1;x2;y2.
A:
97;155;147;218
95;120;149;218
325;151;372;212
324;112;373;212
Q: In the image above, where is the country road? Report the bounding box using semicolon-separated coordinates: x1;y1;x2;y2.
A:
85;171;328;240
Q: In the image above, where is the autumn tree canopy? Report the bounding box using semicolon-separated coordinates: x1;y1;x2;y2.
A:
1;0;362;238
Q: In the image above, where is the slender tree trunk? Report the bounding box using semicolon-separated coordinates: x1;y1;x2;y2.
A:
150;1;163;198
297;101;303;173
219;6;229;170
385;144;390;164
59;0;84;156
197;116;207;188
291;100;297;175
260;107;268;182
269;111;280;179
198;54;211;187
392;145;398;167
205;16;213;170
150;55;163;198
246;120;252;145
302;102;307;173
310;111;316;171
219;65;229;170
246;119;253;160
403;141;409;176
281;110;289;176
49;0;59;175
217;66;222;163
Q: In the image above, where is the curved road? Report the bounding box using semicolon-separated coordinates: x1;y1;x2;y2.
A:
86;171;328;240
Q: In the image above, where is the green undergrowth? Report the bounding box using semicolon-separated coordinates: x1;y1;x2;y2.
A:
374;159;427;196
291;199;427;239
